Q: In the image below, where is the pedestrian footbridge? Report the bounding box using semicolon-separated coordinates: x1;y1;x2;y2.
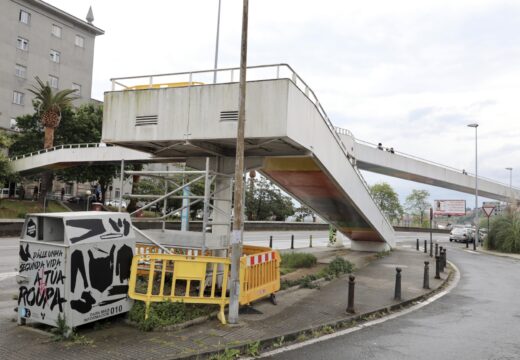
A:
9;143;164;175
10;64;518;249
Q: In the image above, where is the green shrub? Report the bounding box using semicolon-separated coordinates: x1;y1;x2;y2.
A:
486;212;520;253
321;257;354;278
281;253;317;269
129;301;214;331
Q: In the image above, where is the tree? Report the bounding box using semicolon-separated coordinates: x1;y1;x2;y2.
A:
27;77;77;149
24;77;77;201
0;132;15;186
245;177;294;221
405;189;431;226
370;182;403;222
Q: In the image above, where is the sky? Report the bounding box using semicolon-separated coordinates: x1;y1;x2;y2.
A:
45;0;520;208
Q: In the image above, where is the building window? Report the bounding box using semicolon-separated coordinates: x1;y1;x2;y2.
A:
13;91;24;105
49;75;59;89
19;10;30;24
50;49;60;63
51;24;62;38
72;83;82;96
17;37;29;51
75;35;85;48
15;64;27;78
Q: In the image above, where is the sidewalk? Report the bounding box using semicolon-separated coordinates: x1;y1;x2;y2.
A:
0;246;451;360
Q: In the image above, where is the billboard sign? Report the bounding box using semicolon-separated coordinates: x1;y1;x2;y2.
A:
433;200;466;216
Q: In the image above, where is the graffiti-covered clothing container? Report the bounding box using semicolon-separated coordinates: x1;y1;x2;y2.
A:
17;212;135;328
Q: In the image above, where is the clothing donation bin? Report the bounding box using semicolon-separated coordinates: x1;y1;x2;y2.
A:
17;212;135;329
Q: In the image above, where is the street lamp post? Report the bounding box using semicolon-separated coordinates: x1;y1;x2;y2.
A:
213;0;222;84
85;190;91;211
506;167;513;201
468;123;479;250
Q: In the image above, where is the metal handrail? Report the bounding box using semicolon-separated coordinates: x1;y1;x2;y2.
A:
9;143;113;161
111;63;393;229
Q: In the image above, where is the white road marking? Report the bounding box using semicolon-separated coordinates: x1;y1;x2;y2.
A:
0;272;18;281
243;262;460;359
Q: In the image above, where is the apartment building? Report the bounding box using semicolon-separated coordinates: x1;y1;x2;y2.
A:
0;0;104;131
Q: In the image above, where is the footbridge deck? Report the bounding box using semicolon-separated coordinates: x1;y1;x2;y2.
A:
103;64;395;249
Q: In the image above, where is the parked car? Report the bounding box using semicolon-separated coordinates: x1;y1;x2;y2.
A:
105;199;127;208
449;227;474;243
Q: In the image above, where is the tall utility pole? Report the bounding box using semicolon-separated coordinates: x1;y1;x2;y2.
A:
213;0;222;84
229;0;249;325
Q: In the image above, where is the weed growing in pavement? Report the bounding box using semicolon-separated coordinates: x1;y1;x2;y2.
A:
320;256;354;278
320;325;334;334
273;336;285;348
296;332;309;342
209;348;240;360
246;341;261;357
51;314;71;341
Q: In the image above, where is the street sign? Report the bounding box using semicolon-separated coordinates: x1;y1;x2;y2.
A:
482;206;496;218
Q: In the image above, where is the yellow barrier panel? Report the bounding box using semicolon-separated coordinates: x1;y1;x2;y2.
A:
128;253;231;324
239;247;281;305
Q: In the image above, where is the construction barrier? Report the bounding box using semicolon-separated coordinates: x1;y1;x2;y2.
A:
128;253;231;324
240;245;281;305
128;245;280;324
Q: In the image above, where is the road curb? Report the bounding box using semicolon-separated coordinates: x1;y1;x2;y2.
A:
179;264;457;360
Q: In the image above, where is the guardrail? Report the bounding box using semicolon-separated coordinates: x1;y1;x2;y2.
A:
9;143;113;161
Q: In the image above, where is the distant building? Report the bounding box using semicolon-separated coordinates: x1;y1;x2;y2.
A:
0;0;104;132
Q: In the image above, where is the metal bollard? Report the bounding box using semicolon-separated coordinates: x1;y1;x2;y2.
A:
443;249;448;270
269;235;273;249
435;243;439;257
435;255;441;279
416;238;419;251
424;240;427;253
346;275;356;314
423;261;430;289
430;239;433;257
441;249;446;272
291;234;294;250
394;267;402;300
466;237;469;248
309;234;313;248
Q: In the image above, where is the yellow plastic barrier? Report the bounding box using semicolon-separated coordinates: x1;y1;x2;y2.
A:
128;81;204;90
128;253;231;324
239;246;281;305
128;244;280;324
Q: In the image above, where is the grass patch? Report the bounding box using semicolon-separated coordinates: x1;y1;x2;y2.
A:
375;250;391;259
0;199;68;219
281;253;317;274
129;301;215;331
280;256;354;289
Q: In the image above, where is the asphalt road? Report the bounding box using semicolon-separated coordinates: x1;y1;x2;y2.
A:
266;238;520;360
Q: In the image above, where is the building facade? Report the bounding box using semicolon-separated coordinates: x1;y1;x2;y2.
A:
0;0;104;131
